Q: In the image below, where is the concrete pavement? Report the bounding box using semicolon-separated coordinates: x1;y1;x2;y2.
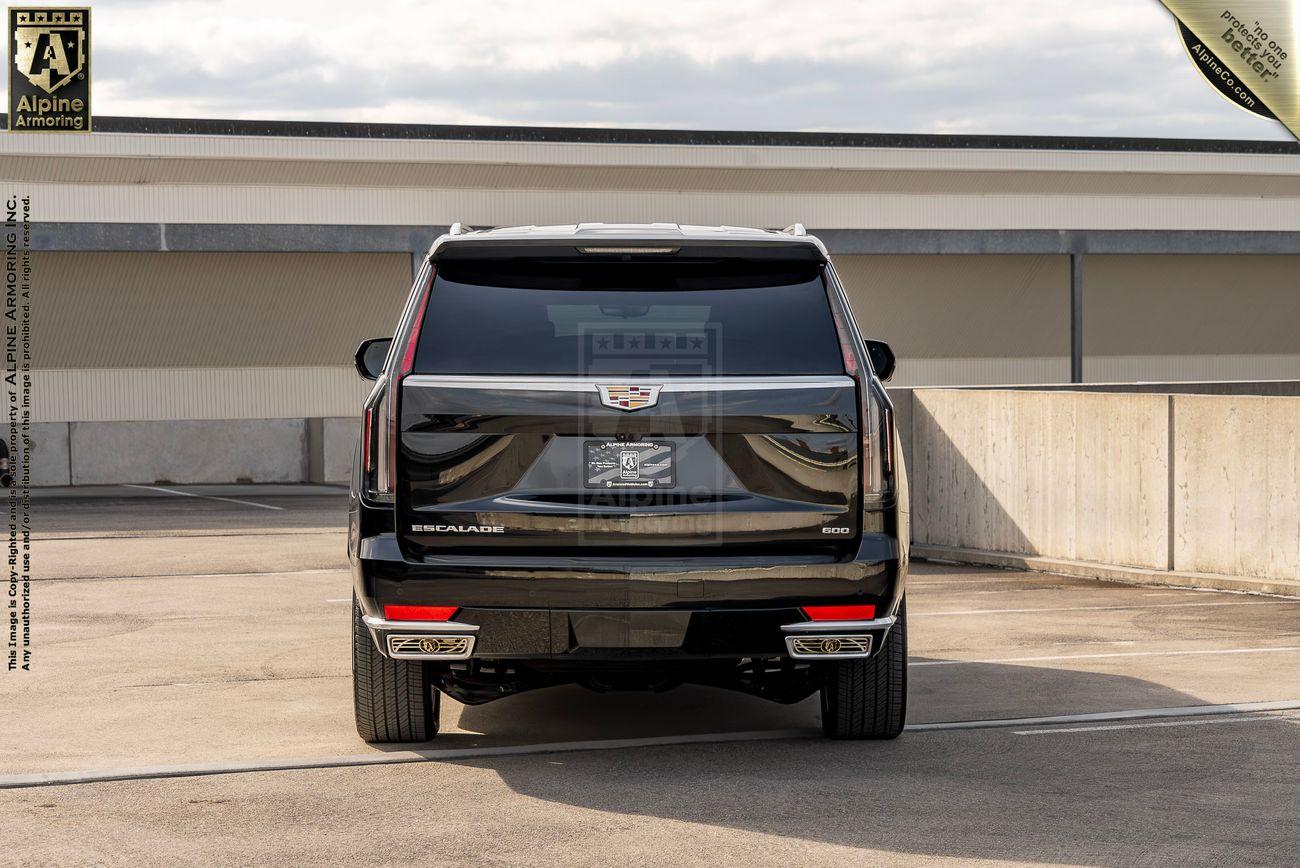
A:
5;486;1300;865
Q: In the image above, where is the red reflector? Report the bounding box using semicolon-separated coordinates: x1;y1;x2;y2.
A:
802;604;876;621
384;605;459;622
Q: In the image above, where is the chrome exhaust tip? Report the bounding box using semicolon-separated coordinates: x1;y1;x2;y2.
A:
785;634;873;659
780;614;895;660
387;634;476;660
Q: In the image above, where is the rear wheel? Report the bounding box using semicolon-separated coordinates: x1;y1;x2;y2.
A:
820;600;907;739
352;598;440;743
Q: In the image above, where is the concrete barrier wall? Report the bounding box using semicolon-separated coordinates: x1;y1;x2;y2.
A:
69;420;309;485
910;388;1300;587
1174;396;1300;581
321;417;358;484
912;390;1169;570
23;417;357;486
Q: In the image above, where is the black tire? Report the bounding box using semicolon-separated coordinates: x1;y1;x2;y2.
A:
352;599;439;743
820;600;907;739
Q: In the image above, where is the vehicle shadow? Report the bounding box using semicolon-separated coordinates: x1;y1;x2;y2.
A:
428;660;1298;864
434;651;1232;745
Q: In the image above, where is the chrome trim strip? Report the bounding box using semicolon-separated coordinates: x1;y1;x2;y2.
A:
402;375;855;392
784;634;874;660
362;616;480;634
781;616;897;633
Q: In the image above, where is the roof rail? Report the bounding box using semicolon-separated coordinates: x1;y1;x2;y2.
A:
781;223;807;236
448;223;497;236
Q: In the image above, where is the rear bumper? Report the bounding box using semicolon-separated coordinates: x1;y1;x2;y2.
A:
355;532;901;607
354;531;904;661
363;608;897;662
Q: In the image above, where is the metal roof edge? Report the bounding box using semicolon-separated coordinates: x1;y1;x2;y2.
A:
4;114;1296;155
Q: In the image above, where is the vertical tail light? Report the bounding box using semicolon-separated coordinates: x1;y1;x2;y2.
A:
830;291;891;505
367;266;434;500
384;274;431;496
362;405;375;474
860;385;888;501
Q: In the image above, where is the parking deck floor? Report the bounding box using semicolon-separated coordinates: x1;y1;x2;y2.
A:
5;486;1299;865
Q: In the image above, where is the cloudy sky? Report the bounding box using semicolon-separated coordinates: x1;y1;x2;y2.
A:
72;0;1291;139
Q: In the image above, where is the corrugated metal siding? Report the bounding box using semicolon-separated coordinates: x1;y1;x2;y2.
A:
31;250;1300;420
894;355;1300;387
833;255;1069;359
891;357;1070;387
838;253;1300;385
12;130;1299;425
36;366;369;422
19;182;1300;230
8;155;1300;197
1085;255;1300;356
5;131;1300;175
6;129;1300;231
1086;354;1300;382
35;356;1300;422
36;252;411;368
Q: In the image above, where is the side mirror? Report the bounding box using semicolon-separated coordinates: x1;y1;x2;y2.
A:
864;339;896;382
354;337;392;380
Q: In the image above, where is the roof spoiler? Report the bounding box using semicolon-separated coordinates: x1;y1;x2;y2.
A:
432;224;827;263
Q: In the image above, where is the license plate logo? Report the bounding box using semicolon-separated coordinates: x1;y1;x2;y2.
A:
620;450;639;479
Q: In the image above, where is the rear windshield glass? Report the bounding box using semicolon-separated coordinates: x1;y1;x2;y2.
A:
413;259;845;377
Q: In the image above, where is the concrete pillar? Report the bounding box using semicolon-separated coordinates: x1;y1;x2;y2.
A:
1070;253;1084;383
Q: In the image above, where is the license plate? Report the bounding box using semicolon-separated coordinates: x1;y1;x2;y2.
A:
584;440;674;488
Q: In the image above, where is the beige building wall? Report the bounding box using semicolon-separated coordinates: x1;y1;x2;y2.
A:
7;131;1300;231
833;254;1070;386
35;251;410;422
1083;255;1300;382
32;250;1300;424
837;253;1300;387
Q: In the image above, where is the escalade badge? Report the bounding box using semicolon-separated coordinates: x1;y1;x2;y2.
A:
597;384;662;411
411;524;504;533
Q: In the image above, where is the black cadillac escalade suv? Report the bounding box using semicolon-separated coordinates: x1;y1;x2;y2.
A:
348;223;909;742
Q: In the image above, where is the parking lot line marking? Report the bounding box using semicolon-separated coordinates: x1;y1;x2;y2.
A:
916;599;1292;616
911;646;1300;666
188;568;341;579
0;729;819;791
907;577;1059;587
1013;712;1300;735
121;484;285;511
1050;639;1137;646
5;700;1300;791
906;699;1300;732
37;567;348;584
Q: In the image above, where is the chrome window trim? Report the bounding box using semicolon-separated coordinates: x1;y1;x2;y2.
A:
781;616;897;633
402;375;855;392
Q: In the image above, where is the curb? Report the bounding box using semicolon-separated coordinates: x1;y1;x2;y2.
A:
912;545;1300;599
